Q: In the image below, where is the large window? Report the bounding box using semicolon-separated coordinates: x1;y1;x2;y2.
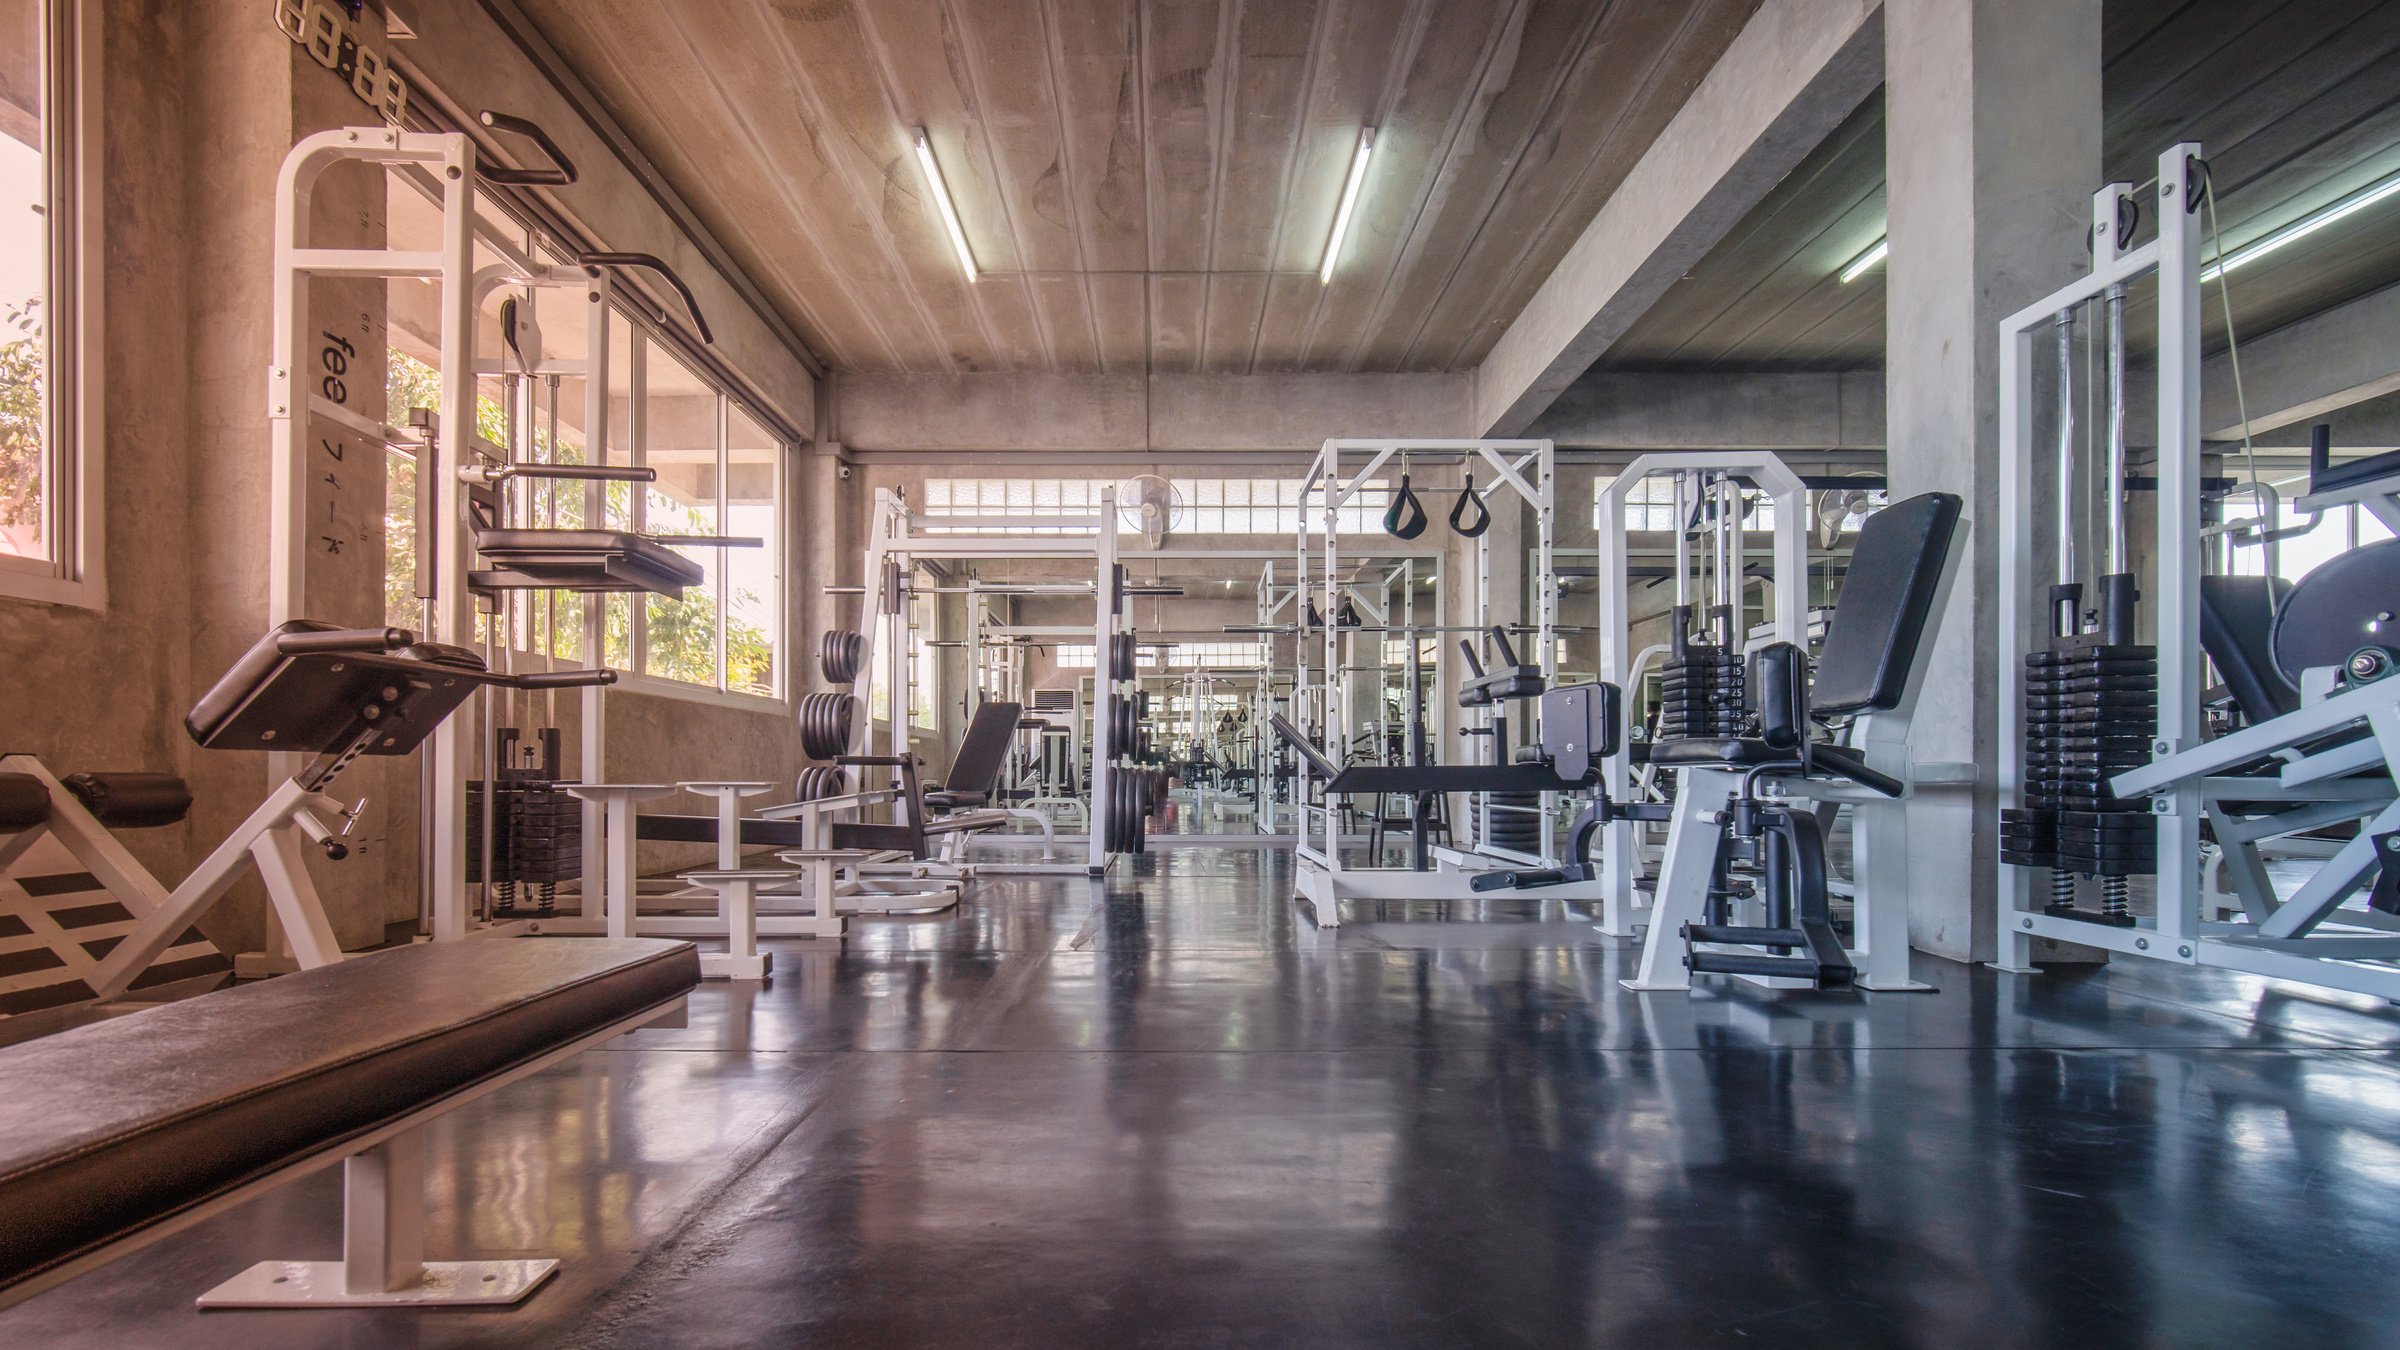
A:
921;477;1393;536
0;0;92;603
2227;473;2396;585
379;171;786;700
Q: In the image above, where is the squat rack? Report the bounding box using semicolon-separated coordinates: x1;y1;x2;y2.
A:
1289;438;1560;910
270;121;737;950
847;485;1124;875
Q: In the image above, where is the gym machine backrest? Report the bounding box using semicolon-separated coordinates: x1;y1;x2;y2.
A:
925;701;1026;814
2199;575;2299;725
185;620;610;763
1649;490;1963;797
1806;492;1964;719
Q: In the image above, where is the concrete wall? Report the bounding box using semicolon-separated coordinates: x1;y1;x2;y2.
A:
0;2;828;952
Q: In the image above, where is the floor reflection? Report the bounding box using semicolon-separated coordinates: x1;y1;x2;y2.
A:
5;846;2400;1347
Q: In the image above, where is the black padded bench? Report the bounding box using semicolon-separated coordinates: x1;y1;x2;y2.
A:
0;936;697;1312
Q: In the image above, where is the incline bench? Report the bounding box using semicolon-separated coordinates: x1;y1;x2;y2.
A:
0;937;697;1312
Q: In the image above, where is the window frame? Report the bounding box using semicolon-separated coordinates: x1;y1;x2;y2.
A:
376;195;790;710
612;329;790;709
0;0;102;609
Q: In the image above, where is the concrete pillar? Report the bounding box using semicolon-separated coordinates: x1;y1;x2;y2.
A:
1884;0;2102;960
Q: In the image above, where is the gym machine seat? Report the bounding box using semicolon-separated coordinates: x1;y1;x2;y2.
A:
1648;492;1961;787
924;701;1024;815
1645;492;1963;989
470;528;706;598
0;936;698;1309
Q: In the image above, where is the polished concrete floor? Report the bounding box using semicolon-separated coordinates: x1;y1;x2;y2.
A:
9;841;2400;1348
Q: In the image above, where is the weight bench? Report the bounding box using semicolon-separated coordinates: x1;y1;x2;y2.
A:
0;936;696;1312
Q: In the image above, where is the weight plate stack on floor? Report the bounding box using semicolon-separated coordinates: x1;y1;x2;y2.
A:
1485;793;1542;854
795;764;849;801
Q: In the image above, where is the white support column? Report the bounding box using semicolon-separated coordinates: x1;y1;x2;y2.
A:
2153;144;2207;947
1885;0;2102;962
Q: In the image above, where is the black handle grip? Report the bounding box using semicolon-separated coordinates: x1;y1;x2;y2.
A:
579;252;715;345
476;111;578;187
1812;744;1905;798
1488;626;1521;669
836;754;911;768
515;669;616;690
276;627;412;655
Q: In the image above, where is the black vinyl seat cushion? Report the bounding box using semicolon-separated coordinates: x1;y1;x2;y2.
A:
475;529;705;594
0;773;47;830
0;937;697;1295
1648;737;1790;768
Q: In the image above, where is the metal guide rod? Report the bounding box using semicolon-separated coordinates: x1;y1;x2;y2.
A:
2055;310;2077;589
2105;282;2129;574
1672;471;1691;610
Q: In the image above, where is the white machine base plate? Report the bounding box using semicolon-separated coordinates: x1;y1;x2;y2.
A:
198;1258;558;1308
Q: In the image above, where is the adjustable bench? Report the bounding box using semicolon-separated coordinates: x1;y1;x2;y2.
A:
0;936;697;1312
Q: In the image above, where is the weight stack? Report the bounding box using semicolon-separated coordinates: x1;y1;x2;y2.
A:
1658;643;1746;739
469;778;585;918
2003;578;2156;925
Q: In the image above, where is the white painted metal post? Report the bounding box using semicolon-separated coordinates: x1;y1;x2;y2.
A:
1090;485;1118;874
2153;143;2206;947
343;1130;427;1295
580;278;612;917
428;134;479;942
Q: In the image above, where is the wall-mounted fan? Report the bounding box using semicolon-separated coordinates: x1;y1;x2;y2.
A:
1120;474;1185;546
1813;475;1881;550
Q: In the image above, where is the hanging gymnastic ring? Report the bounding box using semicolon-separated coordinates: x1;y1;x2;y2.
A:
1450;474;1490;538
1384;473;1428;540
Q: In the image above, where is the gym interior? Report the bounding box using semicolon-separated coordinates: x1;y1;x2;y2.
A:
3;1;2399;1345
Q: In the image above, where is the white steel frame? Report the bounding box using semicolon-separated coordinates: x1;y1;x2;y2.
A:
268;126;630;951
1989;141;2400;1000
845;485;1123;877
1594;452;1810;940
1290;438;1564;923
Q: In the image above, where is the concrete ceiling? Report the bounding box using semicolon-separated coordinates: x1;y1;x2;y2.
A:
1593;0;2400;373
509;0;1763;377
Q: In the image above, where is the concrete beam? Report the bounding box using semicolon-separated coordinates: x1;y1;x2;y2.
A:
834;372;1470;455
2202;281;2400;442
1525;371;1886;449
1470;0;1885;436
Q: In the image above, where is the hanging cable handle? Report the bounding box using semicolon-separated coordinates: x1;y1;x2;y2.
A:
476;111;579;187
1384;469;1428;540
1449;472;1490;537
579;252;716;346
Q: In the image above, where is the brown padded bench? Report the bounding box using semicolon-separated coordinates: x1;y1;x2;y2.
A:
0;936;698;1311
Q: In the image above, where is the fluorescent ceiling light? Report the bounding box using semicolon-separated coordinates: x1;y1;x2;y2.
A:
1838;237;1888;284
1319;127;1375;285
913;127;977;281
2203;167;2400;282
